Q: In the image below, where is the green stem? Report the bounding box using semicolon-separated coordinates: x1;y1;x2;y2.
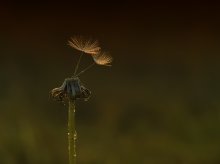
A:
68;101;77;164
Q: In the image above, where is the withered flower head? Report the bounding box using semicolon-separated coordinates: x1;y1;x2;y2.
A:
92;52;113;66
51;36;112;103
68;36;101;55
51;78;91;102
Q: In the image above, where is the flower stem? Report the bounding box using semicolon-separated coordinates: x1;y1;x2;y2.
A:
68;100;77;164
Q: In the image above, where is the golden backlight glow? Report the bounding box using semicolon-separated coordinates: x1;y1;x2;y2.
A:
68;36;101;55
69;36;113;66
93;52;113;66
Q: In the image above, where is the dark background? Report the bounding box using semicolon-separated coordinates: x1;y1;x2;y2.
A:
1;2;220;164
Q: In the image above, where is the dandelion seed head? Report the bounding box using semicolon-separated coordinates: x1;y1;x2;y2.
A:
50;78;91;102
68;36;101;55
93;52;113;66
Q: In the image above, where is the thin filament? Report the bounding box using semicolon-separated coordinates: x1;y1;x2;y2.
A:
74;52;83;75
74;63;95;77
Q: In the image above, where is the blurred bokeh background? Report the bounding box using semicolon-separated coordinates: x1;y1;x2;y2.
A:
1;2;220;164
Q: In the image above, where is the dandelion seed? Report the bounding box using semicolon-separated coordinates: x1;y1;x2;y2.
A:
68;36;101;55
93;52;113;66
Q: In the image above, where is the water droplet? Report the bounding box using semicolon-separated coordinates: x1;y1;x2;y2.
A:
74;131;77;140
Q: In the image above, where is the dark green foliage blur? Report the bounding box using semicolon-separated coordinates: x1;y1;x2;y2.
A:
1;2;220;164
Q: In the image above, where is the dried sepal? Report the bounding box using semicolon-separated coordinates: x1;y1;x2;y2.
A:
68;36;101;55
92;52;113;66
50;88;68;102
50;80;68;102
